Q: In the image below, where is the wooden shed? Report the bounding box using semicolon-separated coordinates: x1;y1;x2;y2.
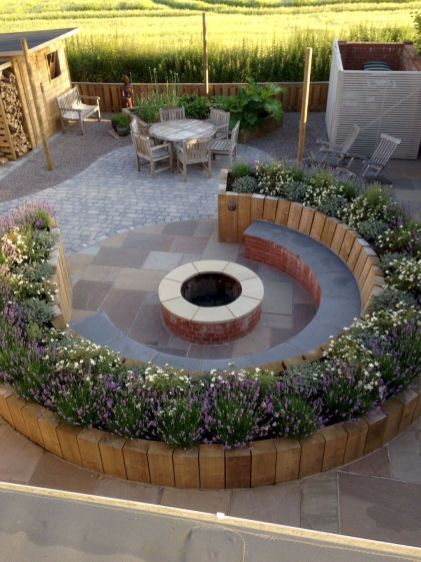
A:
326;40;421;159
0;28;78;161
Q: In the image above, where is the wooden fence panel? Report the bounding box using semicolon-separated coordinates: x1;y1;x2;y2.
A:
73;81;328;113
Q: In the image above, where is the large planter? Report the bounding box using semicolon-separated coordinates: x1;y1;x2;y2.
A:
0;216;418;490
239;115;283;144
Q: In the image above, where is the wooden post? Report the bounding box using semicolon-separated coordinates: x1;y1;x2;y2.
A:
297;47;312;164
202;13;209;96
21;39;53;171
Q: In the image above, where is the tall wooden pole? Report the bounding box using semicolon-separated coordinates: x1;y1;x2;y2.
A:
21;39;53;171
297;47;312;165
202;13;209;96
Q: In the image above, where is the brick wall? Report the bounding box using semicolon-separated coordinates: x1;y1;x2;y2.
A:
245;236;321;307
338;41;404;71
400;43;421;71
162;304;261;345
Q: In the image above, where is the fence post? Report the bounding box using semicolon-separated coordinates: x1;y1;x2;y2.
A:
297;47;312;164
202;13;209;96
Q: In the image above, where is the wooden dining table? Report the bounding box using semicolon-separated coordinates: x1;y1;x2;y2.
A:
149;119;216;143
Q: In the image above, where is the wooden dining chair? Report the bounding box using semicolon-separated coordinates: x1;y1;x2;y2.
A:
208;108;230;139
133;134;173;175
176;138;212;181
159;107;186;121
211;120;240;166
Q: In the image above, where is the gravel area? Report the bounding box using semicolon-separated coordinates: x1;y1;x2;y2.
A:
0;112;326;203
248;112;327;160
0;116;131;202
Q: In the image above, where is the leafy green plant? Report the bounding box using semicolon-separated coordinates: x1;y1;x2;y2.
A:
219;80;283;130
366;287;417;315
112;113;129;128
180;94;211;119
134;72;181;123
230;161;251;179
232;175;258;193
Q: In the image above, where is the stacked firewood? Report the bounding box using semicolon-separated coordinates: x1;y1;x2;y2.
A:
0;70;31;158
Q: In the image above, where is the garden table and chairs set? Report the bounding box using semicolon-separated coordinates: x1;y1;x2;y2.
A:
130;107;240;180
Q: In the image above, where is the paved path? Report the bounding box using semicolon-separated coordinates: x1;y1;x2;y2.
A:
1;415;420;549
0;143;270;254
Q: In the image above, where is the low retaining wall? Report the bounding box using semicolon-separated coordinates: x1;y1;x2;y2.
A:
0;382;420;488
49;227;72;330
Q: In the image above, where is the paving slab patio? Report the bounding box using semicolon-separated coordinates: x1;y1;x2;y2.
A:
68;219;318;362
1;415;421;549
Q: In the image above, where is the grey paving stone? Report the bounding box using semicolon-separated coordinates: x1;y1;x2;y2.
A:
229;482;301;526
301;472;339;534
71;312;126;346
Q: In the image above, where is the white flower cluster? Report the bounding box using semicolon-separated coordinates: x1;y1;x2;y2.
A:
302;182;346;212
255;162;295;197
384;256;421;292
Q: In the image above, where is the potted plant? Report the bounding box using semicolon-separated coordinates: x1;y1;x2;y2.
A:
111;113;130;136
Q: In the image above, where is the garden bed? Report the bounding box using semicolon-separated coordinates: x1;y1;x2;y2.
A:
0;161;420;487
238;115;283;144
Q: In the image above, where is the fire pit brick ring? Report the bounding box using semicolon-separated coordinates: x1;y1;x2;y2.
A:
159;260;264;344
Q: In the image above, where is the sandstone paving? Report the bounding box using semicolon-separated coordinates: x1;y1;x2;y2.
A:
1;418;421;547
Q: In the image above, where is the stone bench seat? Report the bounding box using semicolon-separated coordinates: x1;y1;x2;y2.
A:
244;220;361;367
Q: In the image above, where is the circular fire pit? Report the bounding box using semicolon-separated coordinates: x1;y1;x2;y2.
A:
159;260;264;344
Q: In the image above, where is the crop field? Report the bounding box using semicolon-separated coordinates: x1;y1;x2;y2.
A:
1;0;420;82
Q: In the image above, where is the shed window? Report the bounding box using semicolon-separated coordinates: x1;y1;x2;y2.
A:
46;51;61;80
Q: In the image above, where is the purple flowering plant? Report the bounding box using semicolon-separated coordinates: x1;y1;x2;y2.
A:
0;196;420;450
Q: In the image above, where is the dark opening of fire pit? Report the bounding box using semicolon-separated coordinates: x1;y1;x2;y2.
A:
181;273;242;307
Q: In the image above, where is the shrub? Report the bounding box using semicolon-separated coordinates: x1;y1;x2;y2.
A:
320;333;385;422
264;372;322;438
380;254;421;297
283;181;308;203
96;372;154;438
202;372;267;448
154;386;204;449
357;219;390;244
232;175;258;193
364;308;421;398
21;298;55;326
230;161;251;179
219;80;283;130
180;95;212;119
366;287;417;315
342;184;402;228
112;113;129;128
255;161;295;197
377;222;421;257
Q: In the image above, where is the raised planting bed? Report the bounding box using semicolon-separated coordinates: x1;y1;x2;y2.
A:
238;115;283;144
0;172;419;489
0;381;420;488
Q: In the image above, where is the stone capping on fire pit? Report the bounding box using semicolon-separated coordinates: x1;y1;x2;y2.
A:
159;260;264;344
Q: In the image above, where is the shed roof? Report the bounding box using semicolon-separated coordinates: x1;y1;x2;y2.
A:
0;28;79;57
0;60;12;72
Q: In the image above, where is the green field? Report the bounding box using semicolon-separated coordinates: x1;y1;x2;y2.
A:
1;0;420;82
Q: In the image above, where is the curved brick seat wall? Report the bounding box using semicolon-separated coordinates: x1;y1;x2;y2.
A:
243;221;361;367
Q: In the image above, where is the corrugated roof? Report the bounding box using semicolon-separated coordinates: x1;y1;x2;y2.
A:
0;28;79;57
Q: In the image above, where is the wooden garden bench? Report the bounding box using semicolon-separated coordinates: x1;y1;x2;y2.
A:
56;86;101;134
